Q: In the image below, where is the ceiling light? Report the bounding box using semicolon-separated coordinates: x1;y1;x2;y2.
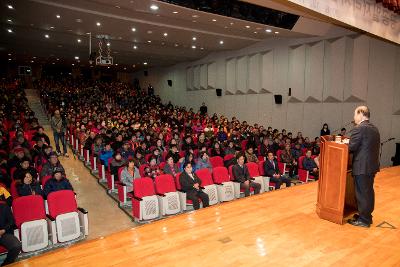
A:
150;4;159;10
163;32;168;37
52;62;55;65
56;14;61;19
7;5;13;9
147;30;152;34
96;22;101;26
56;58;59;61
274;31;279;34
76;18;82;23
172;11;178;14
7;19;12;23
49;26;54;29
33;56;36;59
72;63;74;66
77;39;81;43
192;20;197;23
7;29;13;33
44;34;49;38
143;62;148;65
245;25;250;28
107;66;110;69
115;5;120;9
8;53;11;56
133;45;137;49
31;60;34;63
174;43;179;47
115;63;118;66
254;31;258;34
230;22;234;25
192;15;199;18
212;19;217;22
265;29;272;33
131;27;136;32
191;45;196;49
106;42;110;46
200;47;204;50
147;40;151;43
74;56;79;60
219;40;224;45
8;58;11;61
192;37;197;41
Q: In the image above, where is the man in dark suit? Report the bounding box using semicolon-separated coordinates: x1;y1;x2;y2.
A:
0;202;22;266
232;152;261;197
264;152;291;190
179;162;209;210
348;106;380;228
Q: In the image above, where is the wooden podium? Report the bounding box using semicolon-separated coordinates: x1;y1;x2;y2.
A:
316;135;358;224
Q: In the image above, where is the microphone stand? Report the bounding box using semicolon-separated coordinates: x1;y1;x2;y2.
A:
380;138;395;163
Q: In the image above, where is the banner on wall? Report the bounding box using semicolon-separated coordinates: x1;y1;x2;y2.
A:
287;0;400;44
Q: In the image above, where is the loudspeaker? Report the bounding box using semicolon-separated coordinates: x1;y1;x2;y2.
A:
274;94;282;104
216;88;222;96
288;88;291;96
167;80;172;87
144;70;148;76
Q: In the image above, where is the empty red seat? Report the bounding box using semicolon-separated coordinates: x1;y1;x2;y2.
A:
209;156;224;168
132;178;159;221
154;174;181;215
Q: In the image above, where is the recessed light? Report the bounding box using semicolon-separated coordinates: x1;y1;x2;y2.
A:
274;31;279;34
56;58;59;61
107;66;110;69
200;47;204;50
131;27;136;32
133;45;137;49
133;64;136;67
224;26;228;29
147;40;151;43
191;45;196;49
163;32;168;37
8;58;11;61
7;29;13;33
96;22;101;26
56;14;61;19
31;60;34;63
7;5;13;9
7;19;12;23
254;31;258;34
77;39;81;43
192;37;197;41
76;18;82;23
147;30;152;34
143;62;148;65
8;53;11;56
192;15;199;18
161;42;165;45
265;29;272;33
230;22;234;25
219;40;224;45
72;63;75;66
174;43;179;47
212;19;217;22
150;4;159;10
245;25;250;28
44;34;49;38
115;63;118;66
74;56;79;60
49;26;54;29
172;11;178;14
52;62;55;65
106;42;110;46
115;5;120;8
192;20;197;23
124;67;126;70
33;56;36;59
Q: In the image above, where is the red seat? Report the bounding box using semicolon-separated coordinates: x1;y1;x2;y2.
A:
246;162;260;177
116;167;132;205
47;190;77;219
139;164;149;178
195;168;212;185
155;174;177;194
241;140;248;151
10;180;19;198
155;174;181;215
132;178;159;221
212;166;230;184
209;156;224;168
41;175;53;187
298;156;305;169
223;154;235;162
159;162;166;170
276;150;283;162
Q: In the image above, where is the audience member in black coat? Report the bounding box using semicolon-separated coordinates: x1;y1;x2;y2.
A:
264;152;291;190
0;203;22;266
179;162;209;210
16;171;44;197
13;157;38;182
43;169;73;198
32;126;50;145
231;152;261;197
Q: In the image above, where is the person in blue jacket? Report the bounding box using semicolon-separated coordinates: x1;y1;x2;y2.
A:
99;143;114;167
43;169;73;198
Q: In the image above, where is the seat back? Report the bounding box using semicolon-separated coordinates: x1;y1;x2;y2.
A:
118;167;124;182
12;195;46;229
209;156;224;168
298;156;305;169
41;175;53;187
212;166;230;183
47;190;77;218
258;160;265;176
223;154;234;162
159;162;166;170
10;180;19;198
107;158;113;172
246;162;260;177
133;177;156;198
155;174;176;194
139;164;149;178
175;173;182;190
228;165;234;180
195;169;213;186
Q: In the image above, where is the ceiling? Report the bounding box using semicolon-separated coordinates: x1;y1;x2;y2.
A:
0;0;341;72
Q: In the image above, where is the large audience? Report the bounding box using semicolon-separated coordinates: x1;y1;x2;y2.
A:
0;76;327;265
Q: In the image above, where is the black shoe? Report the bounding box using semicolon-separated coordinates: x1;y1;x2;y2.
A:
347;219;370;228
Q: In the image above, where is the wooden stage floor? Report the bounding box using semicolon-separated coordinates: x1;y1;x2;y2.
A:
12;167;400;267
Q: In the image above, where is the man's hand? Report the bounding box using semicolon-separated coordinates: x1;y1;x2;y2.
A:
193;183;200;190
244;180;250;186
313;168;318;172
0;229;5;237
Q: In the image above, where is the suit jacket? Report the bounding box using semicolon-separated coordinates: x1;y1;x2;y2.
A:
349;120;380;175
179;171;202;193
303;157;317;172
264;159;281;177
232;164;251;183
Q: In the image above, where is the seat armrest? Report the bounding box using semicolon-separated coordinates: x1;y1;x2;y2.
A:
200;186;205;190
157;193;166;197
132;196;143;201
250;178;255;181
77;207;88;214
214;182;222;185
177;189;185;193
46;214;55;221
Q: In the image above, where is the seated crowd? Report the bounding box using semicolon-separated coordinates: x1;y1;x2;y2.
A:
0;79;75;266
37;77;322;211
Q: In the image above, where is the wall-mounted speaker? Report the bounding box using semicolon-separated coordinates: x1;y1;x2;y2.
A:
144;70;148;76
274;94;282;104
167;80;172;87
216;88;222;96
288;87;291;96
